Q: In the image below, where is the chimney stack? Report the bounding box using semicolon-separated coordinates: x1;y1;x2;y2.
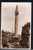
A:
15;5;19;35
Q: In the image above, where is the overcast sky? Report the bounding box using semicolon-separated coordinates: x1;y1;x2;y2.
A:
1;2;31;35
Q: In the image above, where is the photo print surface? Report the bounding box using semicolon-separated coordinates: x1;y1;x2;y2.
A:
0;3;1;48
1;2;31;48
